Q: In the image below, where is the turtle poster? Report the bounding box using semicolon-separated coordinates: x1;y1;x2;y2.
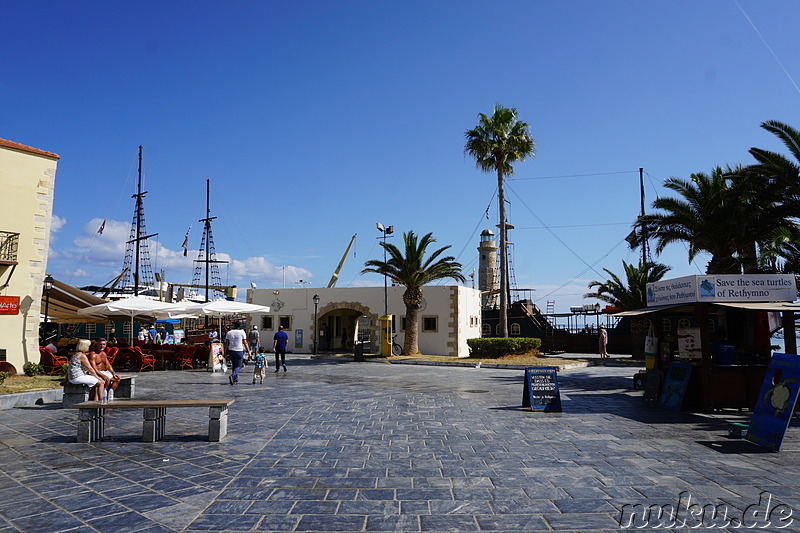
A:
746;353;800;451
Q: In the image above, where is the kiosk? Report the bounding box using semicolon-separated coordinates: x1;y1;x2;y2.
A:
615;274;800;412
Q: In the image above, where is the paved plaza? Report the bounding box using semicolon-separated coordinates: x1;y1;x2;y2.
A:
0;357;798;532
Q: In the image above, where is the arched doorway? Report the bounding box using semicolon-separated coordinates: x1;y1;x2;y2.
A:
316;301;375;353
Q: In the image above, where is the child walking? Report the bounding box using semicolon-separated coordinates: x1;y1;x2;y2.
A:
252;347;268;384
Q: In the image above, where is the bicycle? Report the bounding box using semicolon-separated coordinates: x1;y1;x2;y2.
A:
391;335;403;356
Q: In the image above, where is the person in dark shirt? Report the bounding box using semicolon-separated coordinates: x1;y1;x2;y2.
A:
273;325;289;372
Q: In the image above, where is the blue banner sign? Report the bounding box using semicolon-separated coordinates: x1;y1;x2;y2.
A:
747;353;800;451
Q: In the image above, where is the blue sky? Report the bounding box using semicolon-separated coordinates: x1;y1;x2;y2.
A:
3;1;799;312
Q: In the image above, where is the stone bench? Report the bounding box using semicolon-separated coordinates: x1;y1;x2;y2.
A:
62;375;135;408
72;399;234;443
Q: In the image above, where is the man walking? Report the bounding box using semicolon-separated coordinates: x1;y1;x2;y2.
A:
273;325;289;372
247;325;260;359
225;322;250;385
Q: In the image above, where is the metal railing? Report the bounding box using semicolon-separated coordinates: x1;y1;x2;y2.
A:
0;231;20;263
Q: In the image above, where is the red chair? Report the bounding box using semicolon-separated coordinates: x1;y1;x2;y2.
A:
129;347;156;372
105;346;119;365
167;345;194;370
39;347;69;375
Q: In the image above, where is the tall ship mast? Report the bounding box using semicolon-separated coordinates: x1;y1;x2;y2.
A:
120;146;158;296
190;179;227;301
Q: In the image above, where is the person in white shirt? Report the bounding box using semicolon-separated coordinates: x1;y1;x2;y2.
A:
224;322;250;385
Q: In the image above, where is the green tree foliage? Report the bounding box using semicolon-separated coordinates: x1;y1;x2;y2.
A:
635;120;800;275
585;261;671;311
362;231;465;355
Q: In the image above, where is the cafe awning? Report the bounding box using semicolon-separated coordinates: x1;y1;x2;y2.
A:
712;302;800;312
43;279;110;323
612;301;800;317
611;304;689;317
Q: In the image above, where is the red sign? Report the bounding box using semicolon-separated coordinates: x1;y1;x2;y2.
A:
0;296;20;315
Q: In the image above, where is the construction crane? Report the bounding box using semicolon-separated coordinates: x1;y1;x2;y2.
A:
327;234;357;288
84;268;129;299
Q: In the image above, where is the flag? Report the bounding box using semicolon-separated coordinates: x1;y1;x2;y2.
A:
181;225;191;257
625;229;637;245
97;219;106;235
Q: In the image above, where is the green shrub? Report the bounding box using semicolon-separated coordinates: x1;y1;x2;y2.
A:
22;362;45;377
0;372;8;385
59;362;70;376
467;337;542;358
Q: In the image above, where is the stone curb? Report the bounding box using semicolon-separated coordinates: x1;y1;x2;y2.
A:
309;354;645;372
0;388;63;410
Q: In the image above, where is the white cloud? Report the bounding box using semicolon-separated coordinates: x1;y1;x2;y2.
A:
50;215;66;234
71;268;91;279
62;218;313;289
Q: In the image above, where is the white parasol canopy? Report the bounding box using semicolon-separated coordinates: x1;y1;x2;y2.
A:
78;297;184;343
176;299;271;317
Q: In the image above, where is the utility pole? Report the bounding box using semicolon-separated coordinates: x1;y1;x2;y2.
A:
639;167;649;266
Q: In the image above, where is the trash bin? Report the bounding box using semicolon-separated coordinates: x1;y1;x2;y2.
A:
353;342;365;362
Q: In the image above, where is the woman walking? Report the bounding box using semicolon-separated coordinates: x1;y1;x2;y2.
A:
598;325;609;359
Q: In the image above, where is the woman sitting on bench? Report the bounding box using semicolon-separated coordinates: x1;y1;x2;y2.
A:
68;339;110;401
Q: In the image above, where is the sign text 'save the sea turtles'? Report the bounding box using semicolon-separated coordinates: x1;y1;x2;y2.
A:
646;274;796;306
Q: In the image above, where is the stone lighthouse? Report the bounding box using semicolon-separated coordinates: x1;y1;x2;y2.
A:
478;229;498;308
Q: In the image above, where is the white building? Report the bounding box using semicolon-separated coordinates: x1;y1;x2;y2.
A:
246;285;482;357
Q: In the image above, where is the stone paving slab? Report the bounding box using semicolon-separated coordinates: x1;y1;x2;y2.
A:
0;358;797;532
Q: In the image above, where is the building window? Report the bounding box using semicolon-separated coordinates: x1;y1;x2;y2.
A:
279;316;292;330
123;322;132;336
510;323;521;336
422;316;438;332
86;323;96;336
400;317;406;331
482;324;491;336
708;319;716;333
495;324;501;336
262;316;273;330
662;318;671;332
677;318;692;329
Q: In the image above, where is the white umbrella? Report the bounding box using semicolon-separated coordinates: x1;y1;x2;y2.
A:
78;297;183;344
174;300;271;370
176;299;271;333
177;300;270;316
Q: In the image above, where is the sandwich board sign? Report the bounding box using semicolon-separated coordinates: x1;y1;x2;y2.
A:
746;353;800;451
522;367;562;412
658;362;693;411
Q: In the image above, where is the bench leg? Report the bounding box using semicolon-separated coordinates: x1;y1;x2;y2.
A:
78;408;104;442
143;407;166;442
208;405;228;441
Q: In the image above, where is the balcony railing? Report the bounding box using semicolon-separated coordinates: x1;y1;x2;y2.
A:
0;231;20;264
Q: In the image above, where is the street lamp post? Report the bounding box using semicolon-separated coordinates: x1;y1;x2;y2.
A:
312;293;320;355
43;274;54;324
42;274;55;345
375;223;394;316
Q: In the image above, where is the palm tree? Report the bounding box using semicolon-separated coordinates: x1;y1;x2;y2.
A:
465;104;535;337
748;120;800;213
746;120;800;270
584;261;671;311
585;260;671;359
637;167;743;274
362;231;465;355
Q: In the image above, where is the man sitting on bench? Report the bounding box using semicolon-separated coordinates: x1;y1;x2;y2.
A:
89;338;121;395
